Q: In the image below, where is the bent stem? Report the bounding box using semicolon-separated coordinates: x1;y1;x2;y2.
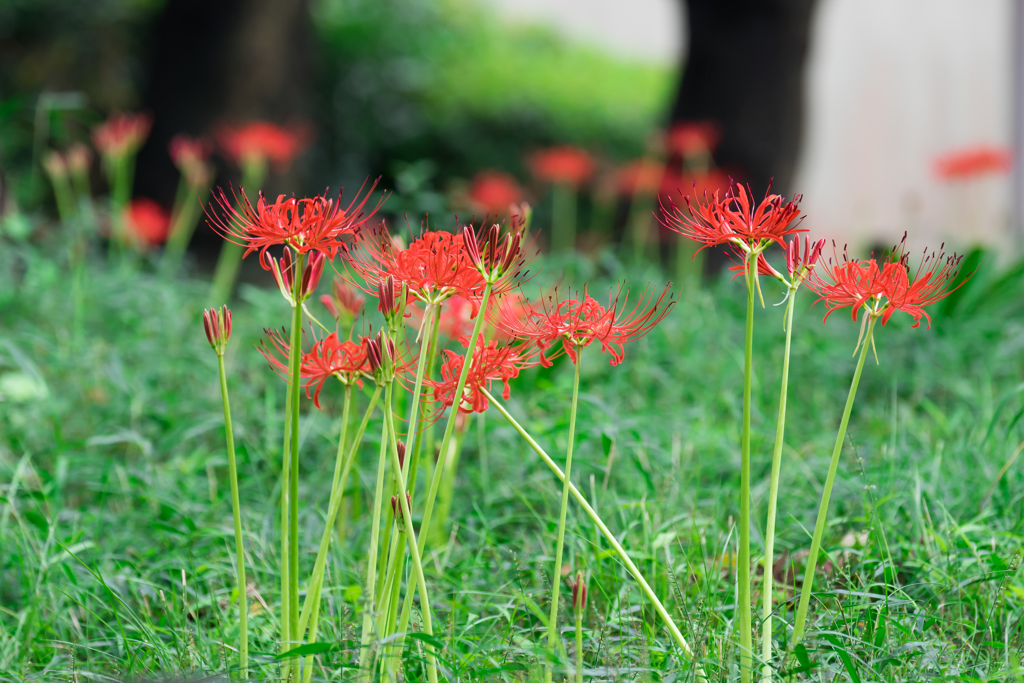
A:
791;314;877;644
761;287;797;683
739;256;756;683
217;354;248;678
545;351;582;683
486;390;707;682
384;380;440;683
357;412;390;681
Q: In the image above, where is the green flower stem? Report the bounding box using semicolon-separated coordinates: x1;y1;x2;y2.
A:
288;252;306;661
485;390;706;681
552;182;577;252
280;392;292;663
357;412;391;681
575;608;584;683
217;353;248;678
406;304;443;505
384;380;440;683
300;385;380;683
391;282;494;647
738;258;756;683
164;178;208;271
209;161;264;303
430;426;467;545
761;287;797;683
792;315;877;644
545;351;583;683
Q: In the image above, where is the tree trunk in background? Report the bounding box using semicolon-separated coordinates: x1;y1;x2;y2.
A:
671;0;816;273
134;0;312;260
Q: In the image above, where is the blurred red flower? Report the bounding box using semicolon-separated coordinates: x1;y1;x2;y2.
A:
169;135;214;187
124;198;171;247
92;112;152;159
659;169;731;207
617;160;665;196
933;146;1011;180
528;146;595;187
468;170;524;215
215;121;311;171
665;121;721;157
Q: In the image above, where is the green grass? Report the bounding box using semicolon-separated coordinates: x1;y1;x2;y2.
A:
3;241;1024;682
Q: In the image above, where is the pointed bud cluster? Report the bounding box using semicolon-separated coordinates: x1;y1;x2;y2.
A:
202;306;233;355
462;223;523;284
363;330;398;382
786;236;826;280
571;571;587;612
377;274;403;323
391;491;412;530
320;277;365;322
263;249;326;305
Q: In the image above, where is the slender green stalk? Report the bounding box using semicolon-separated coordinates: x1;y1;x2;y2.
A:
738;258;756;683
209;162;264;303
383;380;439;683
217;354;248;678
280;390;292;662
574;608;584;683
288;253;306;665
430;426;467;545
164;177;208;271
552;183;576;252
486;390;706;681
761;288;797;683
358;414;390;681
545;352;583;683
792;315;877;643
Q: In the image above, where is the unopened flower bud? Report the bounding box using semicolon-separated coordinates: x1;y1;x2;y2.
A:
202;305;232;354
397;440;407;471
377;274;400;319
571;571;587;612
462;225;483;270
300;251;326;301
321;277;365;321
391;491;412;530
43;151;68;180
66;144;92;176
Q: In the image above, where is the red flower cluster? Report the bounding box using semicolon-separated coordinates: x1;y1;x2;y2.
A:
807;240;965;328
259;329;369;408
216;121;311;171
496;285;676;366
467;170;524;216
934;146;1011;180
206;185;380;264
124;198;171;247
92;112;152;159
528;146;595;188
429;337;537;414
660;182;804;253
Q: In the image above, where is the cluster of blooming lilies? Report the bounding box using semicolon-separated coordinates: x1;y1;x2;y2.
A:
198;162;964;682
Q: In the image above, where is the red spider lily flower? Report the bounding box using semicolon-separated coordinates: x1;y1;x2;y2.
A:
665;121;721;158
262;249;326;304
659;182;804;254
377;274;404;322
462;222;527;289
468;170;524;215
92;112;152;160
202;306;232;353
169;135;214;187
617;160;665;196
528;146;596;188
258;328;368;408
346;224;484;305
571;571;587;612
67;144;92;176
215;121;311;172
496;284;676;367
428;336;538;414
124;198;172;247
933;145;1011;180
205;182;381;263
320;277;365;322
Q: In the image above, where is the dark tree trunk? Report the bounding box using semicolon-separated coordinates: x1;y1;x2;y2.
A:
134;0;312;259
671;0;816;273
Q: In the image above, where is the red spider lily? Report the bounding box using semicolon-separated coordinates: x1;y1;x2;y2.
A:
169;135;214;187
528;146;596;188
346;224;484;304
495;284;676;367
67;144;92;175
215;121;311;171
933;145;1011;180
124;198;172;247
807;240;965;328
665;121;721;158
92;112;152;159
468;170;524;215
205;182;381;263
202;306;232;353
428;336;538;414
320;277;365;321
659;182;804;254
258;328;368;408
462;222;528;290
617;160;665;196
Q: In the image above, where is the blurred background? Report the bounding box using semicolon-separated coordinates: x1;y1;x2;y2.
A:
1;0;1019;271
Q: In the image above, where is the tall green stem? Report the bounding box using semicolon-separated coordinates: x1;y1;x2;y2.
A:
552;183;576;252
280;389;292;663
209;162;265;303
358;413;390;681
792;315;877;643
384;381;440;683
217;354;248;678
761;288;797;683
574;609;584;683
545;351;582;682
739;257;756;683
486;390;706;681
288;253;306;663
